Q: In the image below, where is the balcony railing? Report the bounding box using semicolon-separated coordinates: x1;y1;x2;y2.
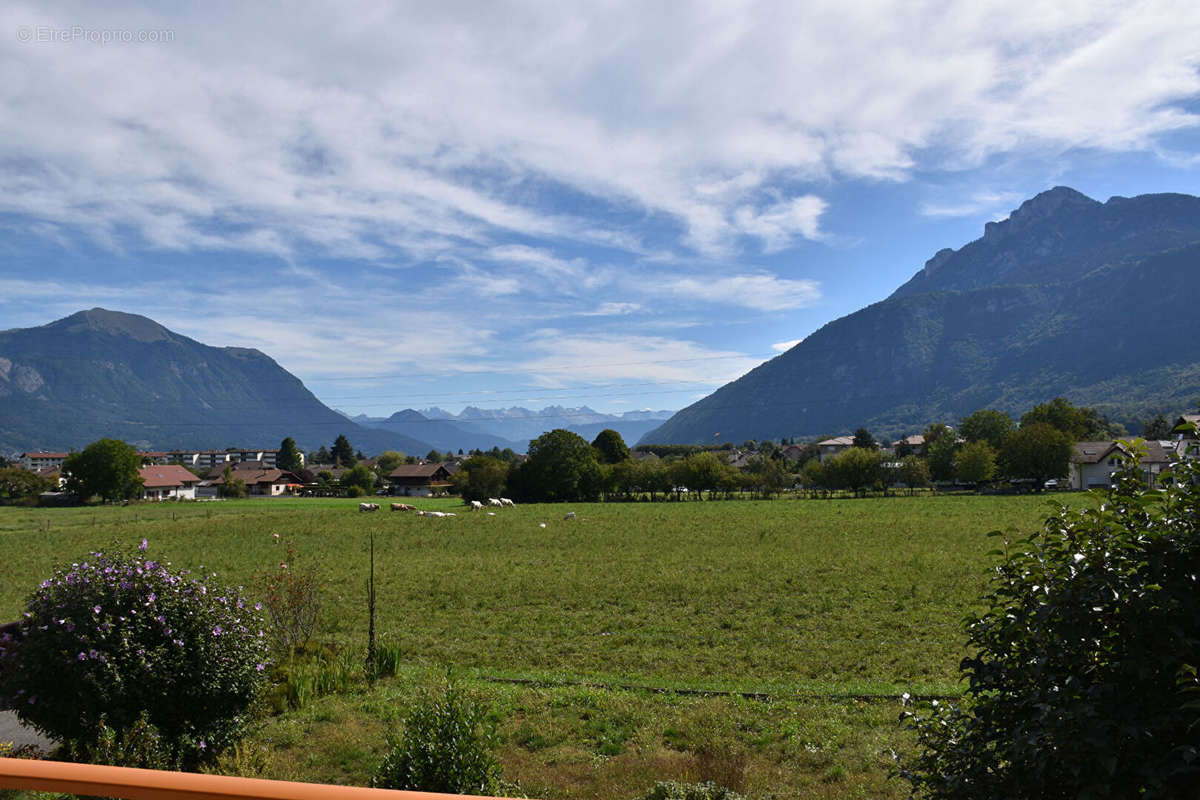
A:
0;757;515;800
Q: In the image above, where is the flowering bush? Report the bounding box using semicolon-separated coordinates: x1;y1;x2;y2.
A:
0;544;268;767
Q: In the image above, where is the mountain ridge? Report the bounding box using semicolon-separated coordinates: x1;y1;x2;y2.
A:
642;188;1200;445
0;309;435;456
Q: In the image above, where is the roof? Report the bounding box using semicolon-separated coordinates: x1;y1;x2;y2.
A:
892;435;925;447
389;463;451;478
1072;440;1179;465
209;468;303;486
138;465;201;488
818;436;854;447
22;452;69;459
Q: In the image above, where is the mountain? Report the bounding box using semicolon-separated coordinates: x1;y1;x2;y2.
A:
0;309;435;456
642;188;1200;445
421;405;675;448
350;409;525;453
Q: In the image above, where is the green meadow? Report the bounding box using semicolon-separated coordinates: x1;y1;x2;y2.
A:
0;494;1069;798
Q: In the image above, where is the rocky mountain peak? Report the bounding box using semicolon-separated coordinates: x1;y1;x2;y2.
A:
982;186;1100;243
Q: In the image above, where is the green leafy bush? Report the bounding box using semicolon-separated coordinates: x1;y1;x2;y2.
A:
631;781;746;800
373;683;500;794
0;544;269;768
899;442;1200;798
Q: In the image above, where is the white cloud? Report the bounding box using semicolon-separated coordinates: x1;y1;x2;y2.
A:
518;333;764;387
771;339;803;352
580;302;642;316
920;190;1024;218
0;0;1196;265
732;195;828;252
650;272;822;312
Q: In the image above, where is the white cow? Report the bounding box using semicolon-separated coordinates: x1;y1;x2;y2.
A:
488;498;503;507
391;503;415;512
500;498;515;507
469;500;485;511
427;511;446;518
563;511;576;520
359;502;380;512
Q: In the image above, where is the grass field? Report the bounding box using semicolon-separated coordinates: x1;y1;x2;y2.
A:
0;494;1071;799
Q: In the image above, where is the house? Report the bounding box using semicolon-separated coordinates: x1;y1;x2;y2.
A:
816;436;854;462
888;434;925;455
206;464;304;496
138;465;201;501
1068;440;1179;490
19;452;70;471
167;448;290;471
387;463;453;496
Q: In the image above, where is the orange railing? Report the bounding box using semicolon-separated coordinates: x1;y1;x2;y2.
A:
0;757;516;800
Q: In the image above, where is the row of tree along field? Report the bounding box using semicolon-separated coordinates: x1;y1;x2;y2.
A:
456;397;1179;503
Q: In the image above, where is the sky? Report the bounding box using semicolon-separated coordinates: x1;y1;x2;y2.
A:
1;1;1199;418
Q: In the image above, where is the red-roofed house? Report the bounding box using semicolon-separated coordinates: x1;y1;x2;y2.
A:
138;465;202;501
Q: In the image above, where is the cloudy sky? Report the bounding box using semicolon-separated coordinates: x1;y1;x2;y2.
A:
2;1;1199;417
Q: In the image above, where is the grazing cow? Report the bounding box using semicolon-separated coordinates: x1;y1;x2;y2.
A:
488;498;503;507
500;498;515;507
427;511;446;518
359;502;380;512
563;511;576;520
469;500;484;511
391;503;416;512
414;510;426;516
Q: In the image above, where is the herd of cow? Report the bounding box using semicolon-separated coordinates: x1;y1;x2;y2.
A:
357;497;516;515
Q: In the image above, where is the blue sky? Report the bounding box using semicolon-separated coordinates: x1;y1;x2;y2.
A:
2;1;1199;417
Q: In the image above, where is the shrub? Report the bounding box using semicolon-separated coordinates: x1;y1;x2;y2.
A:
631;781;746;800
373;682;500;794
898;444;1200;798
0;544;269;768
255;541;321;658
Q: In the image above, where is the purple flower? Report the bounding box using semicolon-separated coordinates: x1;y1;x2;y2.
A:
93;605;101;615
212;625;222;636
138;539;148;552
198;740;206;750
78;652;87;660
256;663;265;671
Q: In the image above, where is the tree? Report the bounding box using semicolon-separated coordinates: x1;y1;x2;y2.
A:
0;467;55;503
852;427;876;449
671;451;729;499
896;455;931;495
745;455;790;498
923;426;960;483
824;446;884;496
374;451;407;478
1142;413;1174;439
958;409;1015;449
330;435;356;467
900;450;1200;799
63;439;143;503
1000;422;1072;488
954;440;997;485
506;429;602;503
451;456;509;502
341;464;377;495
591;429;631;465
217;464;247;499
277;437;303;472
311;446;332;465
1021;396;1117;441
